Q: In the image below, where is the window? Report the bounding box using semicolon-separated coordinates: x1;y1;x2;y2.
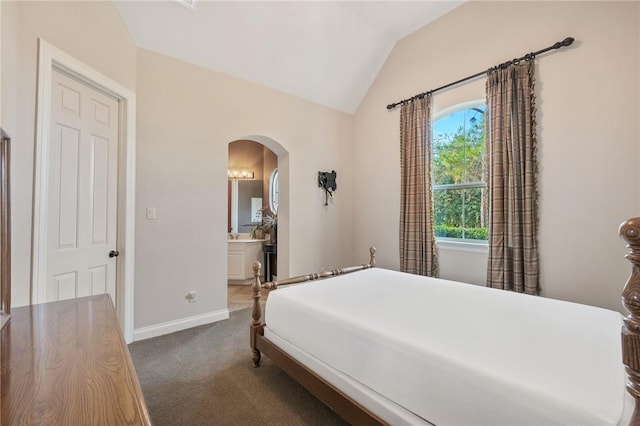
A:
269;168;279;214
432;104;486;241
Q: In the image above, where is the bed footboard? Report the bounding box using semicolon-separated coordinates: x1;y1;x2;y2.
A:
249;247;384;425
620;218;640;425
251;247;376;368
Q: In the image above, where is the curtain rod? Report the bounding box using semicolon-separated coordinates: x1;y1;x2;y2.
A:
385;36;575;111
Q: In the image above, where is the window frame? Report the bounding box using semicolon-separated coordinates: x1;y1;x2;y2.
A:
269;168;279;214
432;100;487;246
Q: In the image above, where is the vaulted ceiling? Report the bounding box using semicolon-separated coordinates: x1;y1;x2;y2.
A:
112;1;464;113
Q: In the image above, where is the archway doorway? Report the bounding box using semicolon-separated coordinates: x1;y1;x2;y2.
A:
226;136;289;312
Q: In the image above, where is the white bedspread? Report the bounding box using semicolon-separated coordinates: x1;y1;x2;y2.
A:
264;268;630;426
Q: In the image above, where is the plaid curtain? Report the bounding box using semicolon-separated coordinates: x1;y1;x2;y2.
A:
485;61;539;294
399;96;438;277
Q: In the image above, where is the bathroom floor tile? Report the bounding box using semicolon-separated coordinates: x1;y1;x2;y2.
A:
228;284;268;312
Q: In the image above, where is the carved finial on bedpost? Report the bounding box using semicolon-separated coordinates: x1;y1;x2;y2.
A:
619;217;640;424
369;247;377;267
250;261;263;368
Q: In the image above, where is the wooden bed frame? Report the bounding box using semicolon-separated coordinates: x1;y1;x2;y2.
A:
250;220;640;425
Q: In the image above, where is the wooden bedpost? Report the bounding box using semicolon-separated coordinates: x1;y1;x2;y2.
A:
619;217;640;425
250;261;263;368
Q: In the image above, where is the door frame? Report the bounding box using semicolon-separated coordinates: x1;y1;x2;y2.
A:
32;39;136;342
230;135;289;279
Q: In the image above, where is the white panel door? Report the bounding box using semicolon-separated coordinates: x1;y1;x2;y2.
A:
46;69;119;303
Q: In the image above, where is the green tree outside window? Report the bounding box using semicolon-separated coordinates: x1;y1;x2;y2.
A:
432;105;487;241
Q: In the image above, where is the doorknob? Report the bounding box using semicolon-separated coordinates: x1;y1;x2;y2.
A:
109;250;120;258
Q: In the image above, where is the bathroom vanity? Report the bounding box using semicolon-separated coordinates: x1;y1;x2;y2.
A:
228;237;266;283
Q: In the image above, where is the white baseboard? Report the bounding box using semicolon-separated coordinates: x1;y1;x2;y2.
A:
133;308;229;342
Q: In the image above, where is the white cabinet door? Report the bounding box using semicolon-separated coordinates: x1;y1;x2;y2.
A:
227;250;245;280
228;241;264;282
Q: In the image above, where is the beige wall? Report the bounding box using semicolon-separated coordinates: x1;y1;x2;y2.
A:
1;1;137;308
134;48;354;329
229;140;265;181
353;1;640;312
1;2;16;131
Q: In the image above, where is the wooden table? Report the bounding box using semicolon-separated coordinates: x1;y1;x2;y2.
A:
1;295;151;425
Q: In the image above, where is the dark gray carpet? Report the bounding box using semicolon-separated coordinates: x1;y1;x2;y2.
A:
128;308;348;426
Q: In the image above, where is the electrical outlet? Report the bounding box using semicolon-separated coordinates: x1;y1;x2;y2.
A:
186;290;198;303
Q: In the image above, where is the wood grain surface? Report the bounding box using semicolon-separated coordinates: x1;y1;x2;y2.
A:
1;295;150;425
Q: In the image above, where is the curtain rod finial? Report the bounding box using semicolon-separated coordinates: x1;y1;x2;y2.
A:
562;37;574;47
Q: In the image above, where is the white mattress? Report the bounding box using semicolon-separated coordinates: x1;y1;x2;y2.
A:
264;268;632;426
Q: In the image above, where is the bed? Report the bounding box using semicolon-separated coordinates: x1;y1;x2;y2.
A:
250;218;640;425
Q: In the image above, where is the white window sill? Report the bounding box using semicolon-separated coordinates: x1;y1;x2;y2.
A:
436;238;488;253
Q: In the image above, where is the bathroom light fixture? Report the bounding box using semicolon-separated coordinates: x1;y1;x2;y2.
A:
228;170;254;180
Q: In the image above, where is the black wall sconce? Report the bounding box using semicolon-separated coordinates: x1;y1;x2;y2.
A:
318;170;337;206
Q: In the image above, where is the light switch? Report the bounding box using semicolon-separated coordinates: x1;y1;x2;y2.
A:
146;207;157;220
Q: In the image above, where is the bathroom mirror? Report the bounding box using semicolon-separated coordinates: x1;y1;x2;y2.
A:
229;180;263;233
